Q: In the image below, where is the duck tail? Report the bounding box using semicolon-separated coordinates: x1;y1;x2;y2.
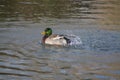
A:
64;37;71;44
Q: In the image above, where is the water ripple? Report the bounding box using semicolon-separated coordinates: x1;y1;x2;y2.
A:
0;0;120;80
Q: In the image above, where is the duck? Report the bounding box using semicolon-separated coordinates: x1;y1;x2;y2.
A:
41;28;71;46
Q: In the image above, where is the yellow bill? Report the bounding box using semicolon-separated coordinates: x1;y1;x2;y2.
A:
41;31;45;35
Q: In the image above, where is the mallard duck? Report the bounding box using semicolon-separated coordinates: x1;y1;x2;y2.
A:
41;28;71;46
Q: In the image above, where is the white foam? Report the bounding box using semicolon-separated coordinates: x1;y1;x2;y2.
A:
66;34;82;46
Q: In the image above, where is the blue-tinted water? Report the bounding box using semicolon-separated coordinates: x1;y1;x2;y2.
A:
0;0;120;80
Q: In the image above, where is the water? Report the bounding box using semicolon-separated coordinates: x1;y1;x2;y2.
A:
0;0;120;80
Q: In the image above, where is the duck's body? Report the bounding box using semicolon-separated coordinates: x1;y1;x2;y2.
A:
41;28;71;46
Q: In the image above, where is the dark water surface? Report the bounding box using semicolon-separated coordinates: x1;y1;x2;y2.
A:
0;0;120;80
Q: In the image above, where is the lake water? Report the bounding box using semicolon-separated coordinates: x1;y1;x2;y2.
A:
0;0;120;80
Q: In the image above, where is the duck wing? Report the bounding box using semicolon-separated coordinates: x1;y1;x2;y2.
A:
52;35;64;40
48;34;70;44
52;34;71;44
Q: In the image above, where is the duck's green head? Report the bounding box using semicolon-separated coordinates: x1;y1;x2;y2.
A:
41;28;52;36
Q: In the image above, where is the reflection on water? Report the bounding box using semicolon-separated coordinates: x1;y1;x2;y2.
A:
0;0;120;80
0;0;120;26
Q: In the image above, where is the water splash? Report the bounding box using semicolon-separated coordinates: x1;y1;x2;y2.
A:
66;34;82;46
